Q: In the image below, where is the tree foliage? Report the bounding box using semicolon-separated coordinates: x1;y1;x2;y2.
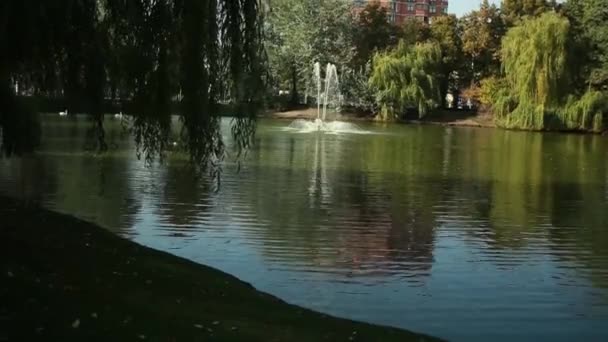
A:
565;0;608;89
265;0;354;103
399;18;431;46
429;14;464;105
460;0;506;83
502;0;558;23
369;42;442;121
353;2;398;68
0;0;265;174
496;12;607;131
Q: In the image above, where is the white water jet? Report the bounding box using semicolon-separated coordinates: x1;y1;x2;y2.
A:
285;119;367;134
286;62;365;134
314;62;322;120
322;63;340;122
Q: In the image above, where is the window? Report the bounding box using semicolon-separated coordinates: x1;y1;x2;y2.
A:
407;4;414;12
430;5;436;13
442;7;448;14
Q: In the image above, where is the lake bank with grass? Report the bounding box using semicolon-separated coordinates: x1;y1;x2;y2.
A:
1;196;441;342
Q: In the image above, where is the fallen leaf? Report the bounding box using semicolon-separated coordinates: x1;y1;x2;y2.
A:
72;319;80;328
194;324;204;329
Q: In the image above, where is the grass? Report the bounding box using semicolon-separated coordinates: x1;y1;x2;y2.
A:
0;196;443;342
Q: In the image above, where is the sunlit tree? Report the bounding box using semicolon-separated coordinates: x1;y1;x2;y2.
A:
460;0;506;84
369;42;442;121
430;14;464;107
496;12;607;130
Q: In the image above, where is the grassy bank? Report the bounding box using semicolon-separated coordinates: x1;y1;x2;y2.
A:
0;197;442;342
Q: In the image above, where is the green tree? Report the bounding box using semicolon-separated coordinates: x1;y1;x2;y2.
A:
266;0;354;105
369;42;442;121
352;2;398;68
565;0;608;89
502;0;557;22
429;15;463;107
496;12;607;131
399;18;431;46
460;0;506;84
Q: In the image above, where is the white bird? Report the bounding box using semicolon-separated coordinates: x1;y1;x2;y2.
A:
59;109;68;116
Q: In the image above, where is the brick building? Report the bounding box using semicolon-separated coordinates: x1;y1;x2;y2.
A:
354;0;449;25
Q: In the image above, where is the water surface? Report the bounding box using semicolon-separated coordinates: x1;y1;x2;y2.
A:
1;116;608;341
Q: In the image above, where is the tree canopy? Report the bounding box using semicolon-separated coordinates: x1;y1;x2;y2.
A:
370;42;442;121
460;0;506;83
565;0;608;89
502;0;558;22
496;11;607;131
265;0;354;104
352;2;398;68
429;14;463;105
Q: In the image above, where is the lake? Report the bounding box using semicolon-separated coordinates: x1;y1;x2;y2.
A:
1;115;608;341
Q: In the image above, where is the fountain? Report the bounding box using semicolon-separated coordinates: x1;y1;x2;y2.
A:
285;62;366;134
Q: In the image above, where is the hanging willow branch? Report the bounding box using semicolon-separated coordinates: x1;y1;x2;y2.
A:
369;41;442;121
0;0;266;172
496;12;607;131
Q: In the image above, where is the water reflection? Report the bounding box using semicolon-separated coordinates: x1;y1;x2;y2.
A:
1;117;608;341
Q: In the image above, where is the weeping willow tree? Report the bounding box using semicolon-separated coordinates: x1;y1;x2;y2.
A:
369;42;442;121
0;0;265;175
496;12;607;131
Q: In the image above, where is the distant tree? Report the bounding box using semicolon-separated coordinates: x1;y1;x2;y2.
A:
266;0;354;105
460;0;506;84
352;2;398;68
496;12;607;131
564;0;608;90
369;42;442;121
399;18;431;46
429;15;464;107
502;0;557;22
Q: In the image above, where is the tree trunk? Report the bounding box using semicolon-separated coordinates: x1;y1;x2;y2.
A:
290;63;299;106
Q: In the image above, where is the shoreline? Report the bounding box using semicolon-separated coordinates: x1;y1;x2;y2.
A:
266;108;495;128
266;108;608;134
1;196;443;341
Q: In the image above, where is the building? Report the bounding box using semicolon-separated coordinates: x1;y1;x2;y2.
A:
355;0;449;25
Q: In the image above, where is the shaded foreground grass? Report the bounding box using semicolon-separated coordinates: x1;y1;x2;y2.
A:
0;197;443;342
